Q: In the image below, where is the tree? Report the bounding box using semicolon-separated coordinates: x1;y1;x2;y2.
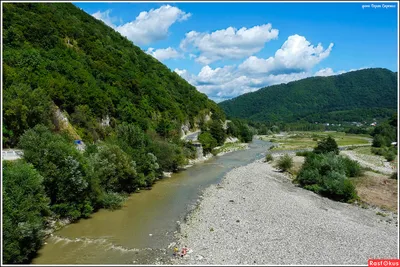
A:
226;121;239;137
3;160;50;264
87;143;139;192
148;139;185;172
313;136;339;155
209;120;226;146
156;118;173;138
199;132;218;155
238;124;253;143
18;124;93;220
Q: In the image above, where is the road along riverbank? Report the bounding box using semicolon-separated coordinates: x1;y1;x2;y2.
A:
173;158;398;265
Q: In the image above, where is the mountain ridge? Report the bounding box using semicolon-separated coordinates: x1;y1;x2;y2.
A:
218;68;397;123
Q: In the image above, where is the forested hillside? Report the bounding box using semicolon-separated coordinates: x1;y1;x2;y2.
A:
219;68;397;123
2;3;228;263
3;3;224;147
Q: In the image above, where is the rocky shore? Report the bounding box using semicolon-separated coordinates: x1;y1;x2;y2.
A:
172;159;398;265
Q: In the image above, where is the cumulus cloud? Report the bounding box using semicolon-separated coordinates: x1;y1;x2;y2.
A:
174;65;312;102
92;9;117;28
146;47;182;61
175;64;362;102
174;68;190;79
180;24;279;64
92;5;191;45
314;67;345;77
239;34;334;75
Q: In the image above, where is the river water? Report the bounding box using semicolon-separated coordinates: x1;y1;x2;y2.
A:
33;139;272;264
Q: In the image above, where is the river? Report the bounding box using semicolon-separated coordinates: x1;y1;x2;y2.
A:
32;139;272;264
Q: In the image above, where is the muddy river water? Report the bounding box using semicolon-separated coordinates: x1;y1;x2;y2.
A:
33;139;272;264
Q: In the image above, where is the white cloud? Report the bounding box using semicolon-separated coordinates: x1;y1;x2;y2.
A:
239;34;334;74
314;67;345;77
92;5;191;45
146;47;182;61
174;68;189;79
174;65;312;102
175;64;363;102
92;9;117;28
180;24;279;64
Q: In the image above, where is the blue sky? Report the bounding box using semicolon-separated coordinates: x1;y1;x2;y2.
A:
74;2;398;102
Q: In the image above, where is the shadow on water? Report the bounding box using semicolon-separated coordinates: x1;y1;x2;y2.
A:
32;139;272;264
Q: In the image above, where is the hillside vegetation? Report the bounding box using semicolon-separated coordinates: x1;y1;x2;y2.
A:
3;3;224;147
2;3;235;263
219;68;397;123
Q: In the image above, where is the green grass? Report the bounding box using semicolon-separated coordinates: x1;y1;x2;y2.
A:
212;142;247;155
261;131;371;151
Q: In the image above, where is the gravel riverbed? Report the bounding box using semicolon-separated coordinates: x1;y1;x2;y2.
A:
172;159;398;265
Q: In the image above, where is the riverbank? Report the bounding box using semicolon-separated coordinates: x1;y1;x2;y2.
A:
214;142;249;156
172;158;398;265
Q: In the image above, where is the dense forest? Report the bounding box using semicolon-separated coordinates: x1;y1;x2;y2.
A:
2;3;239;263
2;3;225;148
219;68;397;123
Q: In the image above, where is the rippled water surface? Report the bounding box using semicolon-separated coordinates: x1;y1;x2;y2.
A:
33;139;271;264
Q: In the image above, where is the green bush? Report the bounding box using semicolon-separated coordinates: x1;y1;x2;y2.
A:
390;172;398;180
3;160;50;264
385;151;396;162
99;192;126;210
313;136;339;155
18;124;94;219
265;154;273;162
276;154;293;172
51;201;93;220
149;139;186;172
341;156;362;177
297;168;322;186
296;151;312;157
319;172;357;202
304;184;322;193
87;143;140;192
296;152;359;202
209;120;226;146
199;132;218;155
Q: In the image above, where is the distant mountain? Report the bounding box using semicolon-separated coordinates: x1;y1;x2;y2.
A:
3;3;224;146
219;68;397;123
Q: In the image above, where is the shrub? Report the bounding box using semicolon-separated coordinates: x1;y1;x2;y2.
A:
199;132;218;155
149;139;186;172
99;192;126;210
296;151;312;157
209;120;226;146
341;156;362;177
319;171;357;202
87;143;140;192
371;147;386;156
3;160;50;264
296;152;358;202
313;136;339;155
276;154;293;172
304;184;322;193
18;124;93;219
385;151;396;162
297;168;322;186
390;172;398;180
265;154;273;162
